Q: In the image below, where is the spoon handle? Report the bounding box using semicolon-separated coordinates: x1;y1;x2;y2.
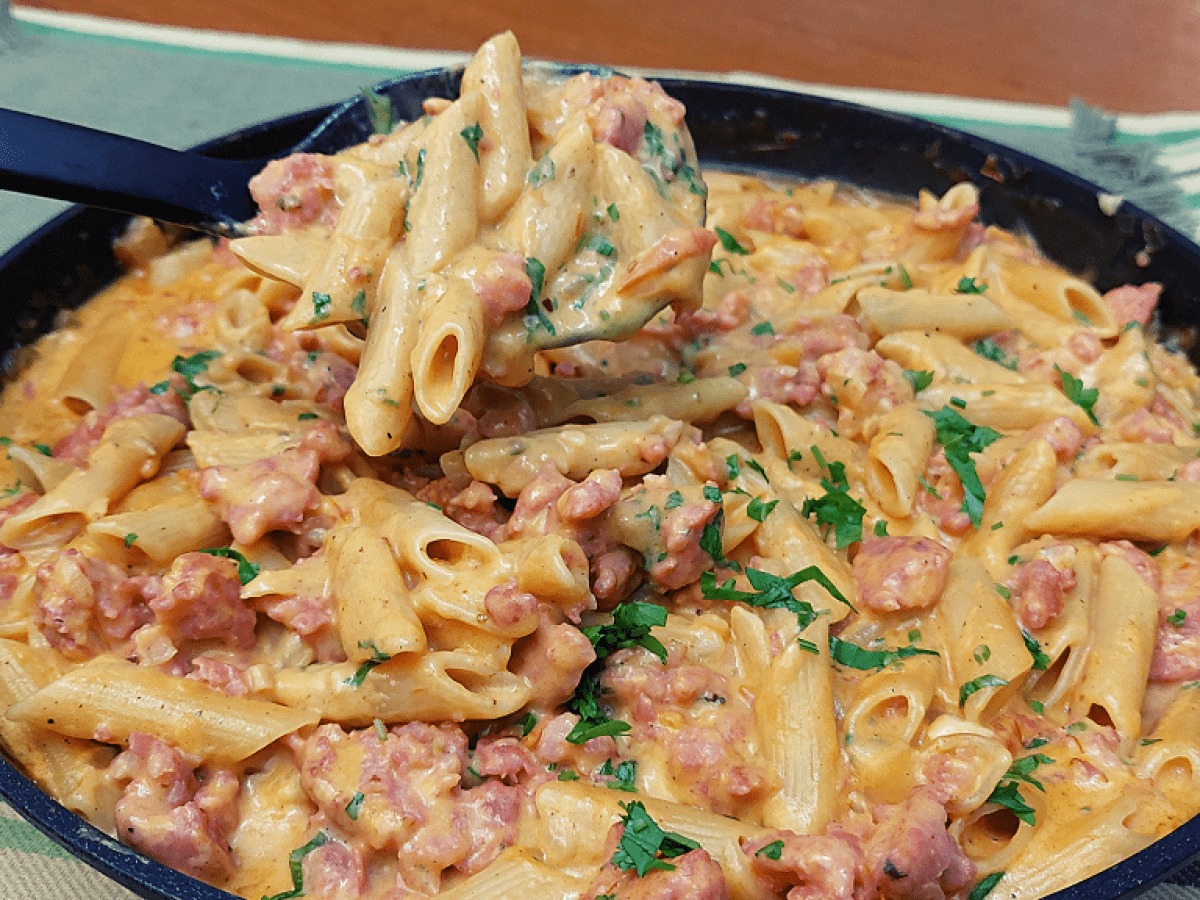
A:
0;108;267;235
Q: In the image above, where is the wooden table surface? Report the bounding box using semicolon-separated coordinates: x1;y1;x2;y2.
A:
21;0;1200;113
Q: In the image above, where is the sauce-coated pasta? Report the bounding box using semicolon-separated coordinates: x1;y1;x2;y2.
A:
1;32;1199;900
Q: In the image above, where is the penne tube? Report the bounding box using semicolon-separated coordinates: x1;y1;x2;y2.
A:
1069;553;1158;747
957;438;1058;578
865;403;936;518
327;525;426;659
54;318;129;413
268;651;530;724
460;31;532;224
875;331;1026;386
856;286;1013;339
90;488;228;564
343;245;421;456
0;639;119;829
410;276;485;425
1026;479;1200;543
0;414;184;551
916;383;1098;434
464;416;686;497
554;376;747;425
7;657;319;764
756;620;839;833
280;175;407;330
936;557;1030;721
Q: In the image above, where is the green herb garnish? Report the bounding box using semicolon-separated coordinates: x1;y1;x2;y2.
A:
198;546;260;585
610;801;700;876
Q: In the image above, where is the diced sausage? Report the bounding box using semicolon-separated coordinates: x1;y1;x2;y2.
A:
852;537;952;613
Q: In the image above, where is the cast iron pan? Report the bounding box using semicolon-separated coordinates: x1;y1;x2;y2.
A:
1;67;1199;899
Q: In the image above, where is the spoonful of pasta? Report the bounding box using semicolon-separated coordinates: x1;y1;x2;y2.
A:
0;34;715;456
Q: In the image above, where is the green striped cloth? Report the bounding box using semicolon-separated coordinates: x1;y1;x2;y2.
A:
1;6;1199;899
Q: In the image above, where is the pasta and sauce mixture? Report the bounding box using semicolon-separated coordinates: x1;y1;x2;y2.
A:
1;32;1199;900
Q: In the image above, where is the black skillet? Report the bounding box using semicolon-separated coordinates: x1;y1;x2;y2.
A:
0;66;1198;899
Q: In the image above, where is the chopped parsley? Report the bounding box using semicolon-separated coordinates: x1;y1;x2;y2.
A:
171;350;221;397
959;674;1008;706
123;533;137;549
725;454;741;481
1055;365;1100;426
776;277;797;294
310;291;332;322
598;758;638;792
665;490;684;510
973;337;1019;371
32;443;51;456
747;497;778;522
351;289;366;316
528;155;556;186
702;565;854;631
343;640;391;688
925;406;1001;528
828;636;938;671
1169;609;1188;626
904;369;934;392
460;122;484;160
263;831;330;900
895;263;913;290
517;712;538;737
986;753;1054;826
801;446;865;549
297;412;319;421
198;546;260;585
524;257;555;336
702;485;722;503
344;792;365;821
969;872;1005;900
713;226;749;255
728;362;748;377
874;520;889;537
581;601;669;663
956;276;988;294
577;232;618;257
751;321;775;336
412;148;426;189
1021;630;1051;671
360;87;393;134
745;458;769;482
568;602;668;744
607;202;620;221
635;505;662;531
610;801;700;876
756;840;784;860
699;513;728;565
994;583;1012;600
974;645;993;664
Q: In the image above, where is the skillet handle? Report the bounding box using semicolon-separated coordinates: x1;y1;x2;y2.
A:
0;108;267;235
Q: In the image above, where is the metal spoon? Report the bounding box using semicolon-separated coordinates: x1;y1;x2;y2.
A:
0;64;699;348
